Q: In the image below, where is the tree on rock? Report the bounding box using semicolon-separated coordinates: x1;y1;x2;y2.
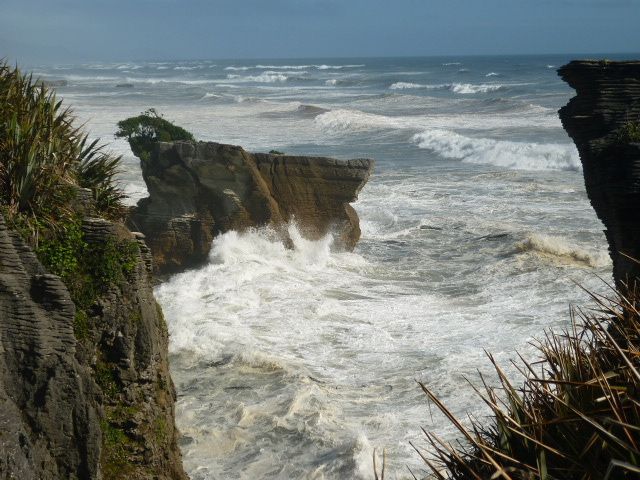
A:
115;109;194;161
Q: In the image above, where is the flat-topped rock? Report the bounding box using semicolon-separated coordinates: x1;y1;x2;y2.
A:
558;60;640;286
128;141;374;274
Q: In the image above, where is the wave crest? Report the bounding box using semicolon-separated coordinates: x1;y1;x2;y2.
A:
516;234;609;268
412;129;581;171
389;82;506;94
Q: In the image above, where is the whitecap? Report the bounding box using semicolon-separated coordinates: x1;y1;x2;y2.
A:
412;129;581;171
389;82;505;94
226;72;289;83
516;233;609;268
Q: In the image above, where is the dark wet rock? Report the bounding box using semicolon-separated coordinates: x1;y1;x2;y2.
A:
128;141;374;274
558;60;640;286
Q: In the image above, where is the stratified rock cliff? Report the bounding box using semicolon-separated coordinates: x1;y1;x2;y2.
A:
558;60;640;286
0;214;100;478
128;141;374;274
0;213;187;479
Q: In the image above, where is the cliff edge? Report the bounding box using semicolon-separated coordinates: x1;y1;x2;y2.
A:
128;141;374;274
558;60;640;286
0;213;186;479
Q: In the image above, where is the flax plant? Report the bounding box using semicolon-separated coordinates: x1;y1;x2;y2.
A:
0;61;124;242
417;283;640;480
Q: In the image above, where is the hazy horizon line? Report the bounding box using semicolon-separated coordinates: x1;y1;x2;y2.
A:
15;50;640;68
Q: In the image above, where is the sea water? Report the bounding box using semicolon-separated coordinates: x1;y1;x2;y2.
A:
33;55;627;479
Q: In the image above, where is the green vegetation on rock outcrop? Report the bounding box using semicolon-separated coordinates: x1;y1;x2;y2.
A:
1;61;185;479
115;108;194;161
0;60;133;337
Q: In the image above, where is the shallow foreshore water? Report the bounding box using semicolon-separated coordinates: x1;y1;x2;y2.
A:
34;54;621;478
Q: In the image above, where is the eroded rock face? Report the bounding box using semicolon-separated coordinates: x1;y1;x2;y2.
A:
558;60;640;286
0;214;100;479
128;141;374;274
0;214;187;479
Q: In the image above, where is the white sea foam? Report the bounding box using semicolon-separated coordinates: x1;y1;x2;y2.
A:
452;83;503;94
253;64;364;70
225;66;252;71
389;82;506;94
486;72;500;77
326;79;338;86
412;129;581;171
315;106;561;134
227;72;289;82
389;82;431;90
516;234;609;268
442;62;462;66
255;64;312;70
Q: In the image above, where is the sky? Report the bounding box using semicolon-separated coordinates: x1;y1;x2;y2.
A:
1;0;639;64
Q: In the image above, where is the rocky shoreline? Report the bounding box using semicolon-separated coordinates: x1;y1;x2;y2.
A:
0;133;373;477
128;141;374;274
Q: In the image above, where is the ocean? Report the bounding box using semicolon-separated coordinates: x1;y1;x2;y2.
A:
33;55;622;479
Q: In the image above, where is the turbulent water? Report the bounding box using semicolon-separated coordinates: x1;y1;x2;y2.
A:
34;55;624;479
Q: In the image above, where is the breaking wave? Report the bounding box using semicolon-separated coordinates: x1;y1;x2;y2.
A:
516;234;609;268
389;82;506;94
227;72;290;83
412;129;581;171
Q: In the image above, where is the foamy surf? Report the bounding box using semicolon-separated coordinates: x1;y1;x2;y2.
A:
389;82;506;93
412;129;581;171
516;234;610;268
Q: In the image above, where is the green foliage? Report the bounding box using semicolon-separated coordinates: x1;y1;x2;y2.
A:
417;286;640;480
269;150;285;155
100;419;137;479
616;121;640;144
95;361;121;398
74;310;89;340
75;136;126;218
0;60;125;241
36;220;86;279
115;108;194;162
35;217;140;339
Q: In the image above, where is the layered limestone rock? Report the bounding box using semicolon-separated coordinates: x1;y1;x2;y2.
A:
558;60;640;286
0;213;186;479
128;141;374;274
0;215;100;478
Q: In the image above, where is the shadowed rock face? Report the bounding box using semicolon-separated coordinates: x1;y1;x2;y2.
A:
0;214;186;479
128;141;374;274
558;60;640;286
0;215;100;478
